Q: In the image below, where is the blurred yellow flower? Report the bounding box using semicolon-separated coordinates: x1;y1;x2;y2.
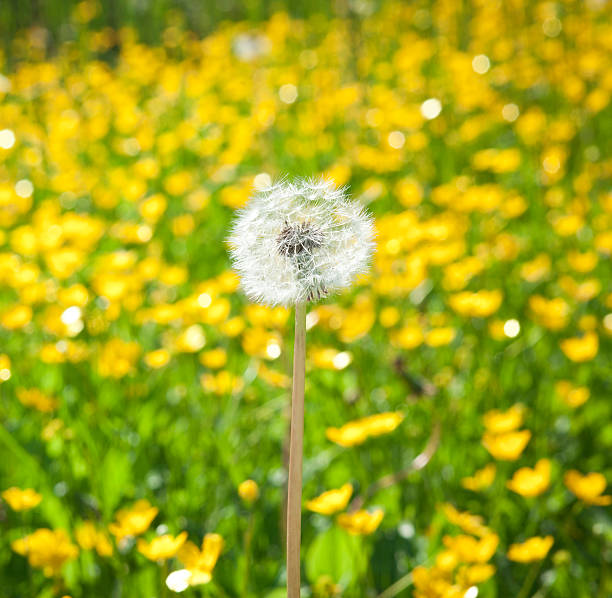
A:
555;381;589;408
311;347;352;370
98;338;141;378
257;363;290;388
326;412;404;447
563;470;611;505
2;487;42;511
483;404;525;434
12;528;78;577
425;327;456;347
138;531;188;561
442;533;499;563
238;479;259;503
174;533;224;585
75;521;113;557
482;429;531;461
461;464;496;491
109;499;158;540
144;349;171;369
17;388;58;412
529;295;570;330
199;348;227;369
306;483;353;515
1;304;32;329
448;290;503;318
507;536;553;562
442;504;491;537
337;508;383;535
506;459;551;497
560;332;598;362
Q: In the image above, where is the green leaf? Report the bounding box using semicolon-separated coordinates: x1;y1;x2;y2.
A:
305;525;367;586
99;447;131;519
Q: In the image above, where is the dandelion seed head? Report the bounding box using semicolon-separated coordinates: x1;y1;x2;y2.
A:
227;177;376;306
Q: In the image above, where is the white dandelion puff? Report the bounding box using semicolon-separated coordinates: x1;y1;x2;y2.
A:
227;177;376;306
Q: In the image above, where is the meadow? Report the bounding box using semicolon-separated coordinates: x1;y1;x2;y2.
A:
0;1;611;597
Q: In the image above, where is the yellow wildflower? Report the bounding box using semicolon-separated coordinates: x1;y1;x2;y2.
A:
75;521;113;557
199;348;227;369
144;348;171;369
442;533;499;563
560;332;598;362
98;338;141;378
306;484;353;515
109;499;158;540
482;430;531;461
173;533;224;585
326;412;404;447
448;290;503;318
461;464;496;491
442;504;491;537
238;480;259;503
507;536;554;562
482;404;525;434
555;381;589;408
563;470;611;505
138;532;188;561
337;508;384;535
16;388;58;412
12;529;78;577
2;487;42;511
506;459;551;497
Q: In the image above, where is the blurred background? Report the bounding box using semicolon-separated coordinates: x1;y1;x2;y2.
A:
0;1;611;597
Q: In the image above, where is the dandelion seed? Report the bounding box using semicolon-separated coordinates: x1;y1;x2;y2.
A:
227;177;375;307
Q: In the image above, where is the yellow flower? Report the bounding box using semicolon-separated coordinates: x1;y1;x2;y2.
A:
507;536;554;562
560;332;598;362
482;430;531;461
461;464;496;491
174;533;224;585
199;348;227;369
442;504;491;537
109;499;158;540
75;521;113;557
326;412;404;447
16;388;58;413
12;528;78;577
310;347;352;370
306;484;353;515
337;508;384;535
391;325;424;349
2;487;42;511
506;459;551;497
0;304;32;329
555;381;589;408
425;327;456;347
528;295;570;330
482;404;525;434
0;353;10;382
98;338;141;378
144;349;171;369
448;290;503;318
257;363;290;388
443;533;499;563
138;532;188;561
238;479;259;503
456;563;496;585
563;470;611;505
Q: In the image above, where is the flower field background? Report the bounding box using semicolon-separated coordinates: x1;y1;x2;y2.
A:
1;1;612;596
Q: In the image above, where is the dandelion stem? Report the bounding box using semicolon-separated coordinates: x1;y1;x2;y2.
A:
287;301;306;598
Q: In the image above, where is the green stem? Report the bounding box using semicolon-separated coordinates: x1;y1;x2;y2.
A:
243;510;254;597
516;560;543;598
287;302;306;598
